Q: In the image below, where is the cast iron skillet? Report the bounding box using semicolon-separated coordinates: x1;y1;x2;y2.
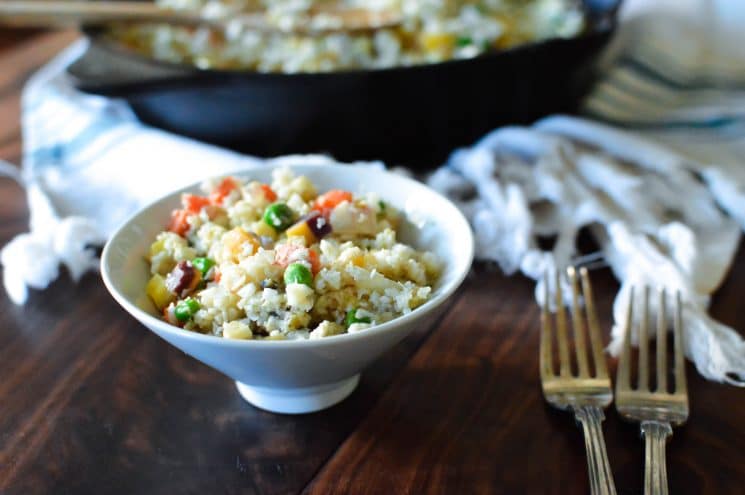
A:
68;0;622;169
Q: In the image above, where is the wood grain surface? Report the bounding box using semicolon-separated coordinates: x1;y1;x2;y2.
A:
304;264;745;495
0;31;743;495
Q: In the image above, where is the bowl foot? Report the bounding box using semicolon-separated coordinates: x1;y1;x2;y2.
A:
235;374;360;414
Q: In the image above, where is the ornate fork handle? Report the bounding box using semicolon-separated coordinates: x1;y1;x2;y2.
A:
641;421;673;495
574;405;617;495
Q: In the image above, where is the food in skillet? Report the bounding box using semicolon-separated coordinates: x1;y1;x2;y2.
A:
108;0;585;72
145;169;440;340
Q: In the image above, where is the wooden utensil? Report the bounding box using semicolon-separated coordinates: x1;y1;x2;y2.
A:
0;1;402;34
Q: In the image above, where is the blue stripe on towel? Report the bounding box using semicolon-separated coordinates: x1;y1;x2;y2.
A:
26;108;126;170
585;55;745;134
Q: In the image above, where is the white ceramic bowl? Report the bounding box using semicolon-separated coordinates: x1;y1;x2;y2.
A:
101;163;473;414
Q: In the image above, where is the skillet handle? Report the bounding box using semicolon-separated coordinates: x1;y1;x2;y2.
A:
67;36;194;96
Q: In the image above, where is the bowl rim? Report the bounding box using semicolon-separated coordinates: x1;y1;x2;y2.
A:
101;163;474;348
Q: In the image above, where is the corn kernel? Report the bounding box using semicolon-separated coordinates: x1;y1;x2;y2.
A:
291;176;318;201
223;321;253;340
286;220;316;246
252;220;277;240
222;227;260;262
420;32;455;56
148;238;166;261
338;246;365;267
146;274;174;310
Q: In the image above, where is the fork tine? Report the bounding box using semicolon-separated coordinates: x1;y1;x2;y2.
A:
657;288;668;393
540;271;554;380
617;286;634;390
568;267;590;377
579;267;608;379
555;269;572;377
638;286;650;391
673;291;687;395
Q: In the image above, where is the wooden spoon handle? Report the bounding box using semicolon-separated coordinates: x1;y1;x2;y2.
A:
0;1;202;28
0;0;401;33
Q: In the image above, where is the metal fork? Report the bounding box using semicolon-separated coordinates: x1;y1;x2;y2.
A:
615;287;688;495
540;267;617;495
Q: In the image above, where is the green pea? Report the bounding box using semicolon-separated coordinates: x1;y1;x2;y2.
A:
456;36;473;47
284;263;313;287
345;308;372;327
192;257;215;277
263;203;295;231
175;298;200;322
377;200;386;219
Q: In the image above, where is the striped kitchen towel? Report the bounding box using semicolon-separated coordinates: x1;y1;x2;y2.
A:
425;8;745;385
583;10;745;227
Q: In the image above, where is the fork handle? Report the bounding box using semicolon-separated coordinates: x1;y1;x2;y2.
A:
641;421;673;495
574;405;617;495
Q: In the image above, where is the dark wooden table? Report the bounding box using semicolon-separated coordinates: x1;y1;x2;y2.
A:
1;31;743;495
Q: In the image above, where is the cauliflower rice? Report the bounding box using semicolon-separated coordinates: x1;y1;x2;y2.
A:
145;168;440;340
109;0;585;73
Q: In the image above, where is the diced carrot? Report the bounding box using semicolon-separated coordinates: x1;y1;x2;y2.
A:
210;177;239;205
313;190;353;212
260;184;278;202
214;270;222;284
168;209;190;237
182;194;211;214
308;249;321;275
